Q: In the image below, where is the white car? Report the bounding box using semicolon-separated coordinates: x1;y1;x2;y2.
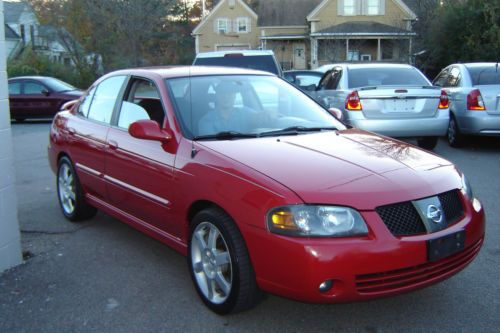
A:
433;63;500;147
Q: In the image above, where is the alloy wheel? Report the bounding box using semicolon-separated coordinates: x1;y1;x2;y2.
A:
191;222;232;304
58;163;76;215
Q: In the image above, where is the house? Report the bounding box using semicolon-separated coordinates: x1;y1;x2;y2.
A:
3;0;98;68
3;0;38;59
193;0;419;70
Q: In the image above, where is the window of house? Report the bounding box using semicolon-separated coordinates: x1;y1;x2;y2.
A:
237;17;249;33
367;0;380;15
87;76;127;124
343;0;356;15
347;50;360;61
217;18;229;34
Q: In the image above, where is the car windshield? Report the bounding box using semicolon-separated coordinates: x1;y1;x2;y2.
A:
44;78;77;92
194;55;280;75
166;75;344;140
466;65;500;85
348;67;430;88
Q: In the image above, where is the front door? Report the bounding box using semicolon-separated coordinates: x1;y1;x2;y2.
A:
293;43;306;70
105;77;177;235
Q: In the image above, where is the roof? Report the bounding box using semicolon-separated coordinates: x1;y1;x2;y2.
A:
4;23;20;39
195;50;276;58
100;66;275;81
313;21;416;36
3;0;31;23
256;0;323;26
38;25;84;52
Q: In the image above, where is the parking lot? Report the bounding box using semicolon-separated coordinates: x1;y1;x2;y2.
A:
1;121;499;332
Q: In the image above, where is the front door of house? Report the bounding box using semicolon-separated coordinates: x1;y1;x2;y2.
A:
293;43;306;70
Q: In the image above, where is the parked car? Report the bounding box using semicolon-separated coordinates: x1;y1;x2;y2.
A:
284;70;323;94
193;50;283;76
8;76;84;122
48;66;484;315
433;62;500;147
312;63;450;150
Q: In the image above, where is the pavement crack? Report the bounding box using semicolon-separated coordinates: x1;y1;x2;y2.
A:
20;223;96;235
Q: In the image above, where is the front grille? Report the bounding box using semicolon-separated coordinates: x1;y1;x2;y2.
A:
355;238;483;294
376;190;465;236
438;190;464;224
376;202;426;236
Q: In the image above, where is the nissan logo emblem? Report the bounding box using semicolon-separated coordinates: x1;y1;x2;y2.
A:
427;205;443;223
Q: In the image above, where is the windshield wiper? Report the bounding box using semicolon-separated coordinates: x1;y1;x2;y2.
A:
193;131;259;141
259;126;337;137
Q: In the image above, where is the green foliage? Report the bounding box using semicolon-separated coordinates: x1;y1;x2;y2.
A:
420;0;500;75
7;49;97;89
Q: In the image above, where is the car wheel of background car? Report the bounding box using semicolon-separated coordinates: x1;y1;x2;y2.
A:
57;156;97;221
417;137;438;150
188;208;261;314
448;115;464;147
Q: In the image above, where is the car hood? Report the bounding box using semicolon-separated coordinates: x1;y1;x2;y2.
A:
199;129;461;209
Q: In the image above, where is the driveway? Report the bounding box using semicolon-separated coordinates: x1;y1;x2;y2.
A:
1;121;499;332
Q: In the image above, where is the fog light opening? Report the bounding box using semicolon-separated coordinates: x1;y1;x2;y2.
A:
319;279;334;293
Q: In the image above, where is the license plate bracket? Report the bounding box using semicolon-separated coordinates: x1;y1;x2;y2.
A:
427;230;465;261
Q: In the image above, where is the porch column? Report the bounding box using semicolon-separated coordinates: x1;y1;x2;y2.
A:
310;37;318;69
346;38;349;60
377;38;381;61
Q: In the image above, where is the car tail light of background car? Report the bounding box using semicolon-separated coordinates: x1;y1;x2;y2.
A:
345;90;362;111
438;90;450;109
467;89;486;110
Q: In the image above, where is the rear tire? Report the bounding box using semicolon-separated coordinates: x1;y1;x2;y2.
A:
57;156;97;221
417;137;438;150
448;116;464;147
188;208;261;314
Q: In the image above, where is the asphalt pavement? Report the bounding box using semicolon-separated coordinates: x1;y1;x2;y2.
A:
1;121;499;333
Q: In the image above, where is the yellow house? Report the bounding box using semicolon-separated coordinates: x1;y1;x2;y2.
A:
192;0;418;70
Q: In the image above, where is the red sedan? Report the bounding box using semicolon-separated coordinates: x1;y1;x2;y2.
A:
8;76;83;122
48;66;485;314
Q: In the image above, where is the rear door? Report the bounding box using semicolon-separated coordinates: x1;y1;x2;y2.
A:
66;75;128;200
7;80;23;117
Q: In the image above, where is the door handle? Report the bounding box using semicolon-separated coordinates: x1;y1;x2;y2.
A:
108;140;118;150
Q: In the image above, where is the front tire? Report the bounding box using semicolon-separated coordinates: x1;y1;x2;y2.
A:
57;156;97;221
417;136;438;150
188;208;261;314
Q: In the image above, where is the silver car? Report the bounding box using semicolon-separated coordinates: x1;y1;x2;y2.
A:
312;63;450;150
433;63;500;147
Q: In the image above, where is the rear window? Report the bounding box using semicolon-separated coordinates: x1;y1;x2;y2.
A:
466;65;500;85
194;55;280;75
347;67;430;88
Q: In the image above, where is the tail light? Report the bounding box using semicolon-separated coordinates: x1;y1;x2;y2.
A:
438;90;449;109
345;91;362;111
467;89;486;110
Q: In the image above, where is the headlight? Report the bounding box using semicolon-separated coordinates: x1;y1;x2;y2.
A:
267;205;368;237
461;174;474;200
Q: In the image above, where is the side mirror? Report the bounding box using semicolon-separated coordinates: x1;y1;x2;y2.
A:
328;107;343;121
61;99;78;111
42;89;50;96
129;119;171;143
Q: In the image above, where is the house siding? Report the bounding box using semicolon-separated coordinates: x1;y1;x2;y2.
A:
194;0;259;52
311;0;409;32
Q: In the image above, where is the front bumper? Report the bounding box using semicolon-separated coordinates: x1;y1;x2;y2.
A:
245;198;485;303
345;111;449;138
456;111;500;136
